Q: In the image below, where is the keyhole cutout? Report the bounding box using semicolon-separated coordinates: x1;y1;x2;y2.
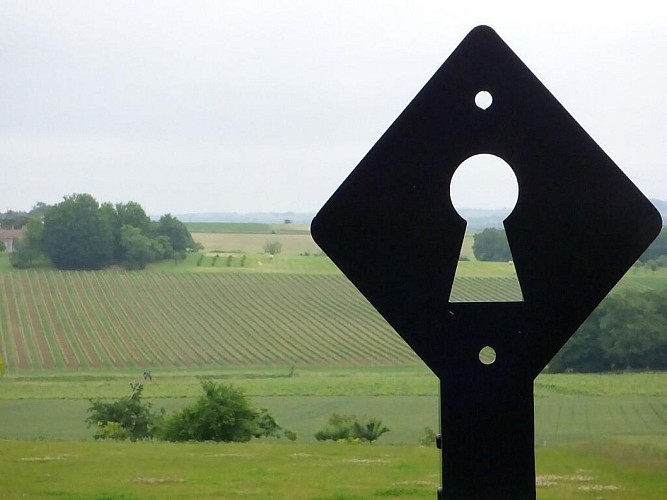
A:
448;154;523;302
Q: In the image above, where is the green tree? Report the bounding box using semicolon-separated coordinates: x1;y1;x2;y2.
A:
120;224;156;270
99;202;121;260
548;308;606;372
10;216;44;268
154;214;197;258
86;383;164;441
549;289;667;372
113;202;152;261
99;201;153;262
472;228;512;262
160;381;291;442
0;240;5;253
29;202;50;216
43;194;113;270
599;290;667;370
116;201;151;235
0;210;28;230
150;234;174;260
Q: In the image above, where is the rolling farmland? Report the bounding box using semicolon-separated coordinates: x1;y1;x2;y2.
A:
0;267;660;372
0;271;425;371
0;272;519;372
1;261;666;498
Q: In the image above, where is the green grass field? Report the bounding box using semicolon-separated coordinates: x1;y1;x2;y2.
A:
1;368;665;498
0;438;665;499
1;368;665;445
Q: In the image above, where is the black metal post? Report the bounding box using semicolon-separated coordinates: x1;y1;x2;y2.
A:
439;378;535;499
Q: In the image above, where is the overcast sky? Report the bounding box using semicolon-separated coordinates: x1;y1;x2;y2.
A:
1;1;665;215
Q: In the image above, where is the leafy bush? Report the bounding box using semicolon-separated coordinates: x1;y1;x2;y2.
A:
314;413;356;441
264;240;283;256
159;380;293;442
86;383;164;441
315;414;390;444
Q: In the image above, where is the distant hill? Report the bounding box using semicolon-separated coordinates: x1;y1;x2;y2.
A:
456;208;508;231
161;198;666;229
457;200;667;231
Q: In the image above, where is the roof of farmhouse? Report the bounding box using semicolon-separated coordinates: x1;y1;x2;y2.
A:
0;228;24;239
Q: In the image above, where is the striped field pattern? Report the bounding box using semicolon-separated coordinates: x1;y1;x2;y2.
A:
0;271;430;371
0;272;534;371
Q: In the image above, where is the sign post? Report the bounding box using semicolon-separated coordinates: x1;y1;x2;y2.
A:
312;26;661;499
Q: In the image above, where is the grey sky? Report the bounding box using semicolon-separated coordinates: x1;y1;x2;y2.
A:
1;1;665;215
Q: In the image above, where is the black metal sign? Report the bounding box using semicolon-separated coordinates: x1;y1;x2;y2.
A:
312;26;661;499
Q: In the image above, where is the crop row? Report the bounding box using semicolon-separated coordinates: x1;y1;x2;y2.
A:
0;272;526;371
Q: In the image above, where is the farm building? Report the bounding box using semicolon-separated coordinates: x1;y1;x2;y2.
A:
0;228;24;253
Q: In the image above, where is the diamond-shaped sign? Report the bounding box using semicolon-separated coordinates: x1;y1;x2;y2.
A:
312;26;661;499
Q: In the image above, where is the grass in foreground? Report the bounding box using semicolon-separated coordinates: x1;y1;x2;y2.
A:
0;439;665;499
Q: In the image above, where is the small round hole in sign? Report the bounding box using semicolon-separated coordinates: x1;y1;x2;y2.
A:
475;91;493;110
479;346;496;365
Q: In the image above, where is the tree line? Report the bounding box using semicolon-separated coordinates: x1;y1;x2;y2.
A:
9;194;199;270
472;227;667;265
548;288;667;372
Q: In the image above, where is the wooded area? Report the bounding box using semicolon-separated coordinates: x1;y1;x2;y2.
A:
4;194;198;270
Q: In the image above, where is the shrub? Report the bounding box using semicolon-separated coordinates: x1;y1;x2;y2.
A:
315;414;390;444
159;380;293;442
86;383;164;441
314;413;356;441
264;241;282;256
